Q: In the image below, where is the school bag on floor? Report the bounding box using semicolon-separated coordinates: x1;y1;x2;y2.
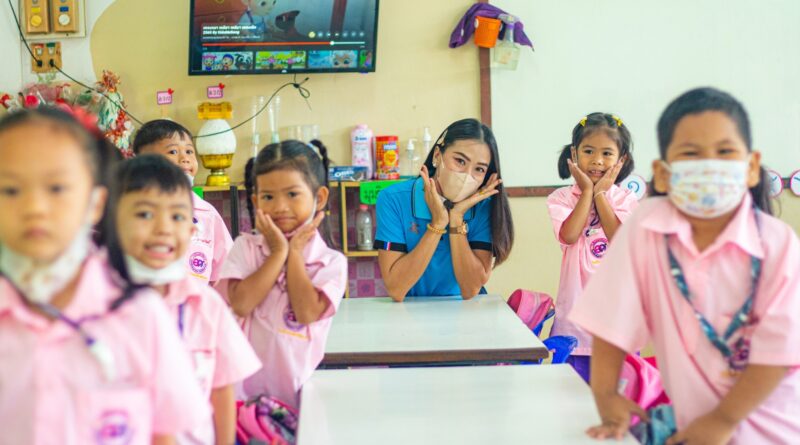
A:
507;289;555;337
236;395;299;445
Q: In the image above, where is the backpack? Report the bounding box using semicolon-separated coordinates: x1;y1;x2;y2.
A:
507;289;555;337
236;395;299;445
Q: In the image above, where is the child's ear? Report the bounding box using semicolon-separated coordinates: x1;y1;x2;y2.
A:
747;150;762;188
315;186;329;212
651;159;670;194
570;146;577;163
250;193;258;210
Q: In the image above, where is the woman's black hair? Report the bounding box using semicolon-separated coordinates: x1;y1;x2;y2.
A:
131;119;193;155
557;112;635;184
244;156;256;232
0;106;144;309
422;118;514;265
102;155;194;310
654;87;772;215
252;139;335;246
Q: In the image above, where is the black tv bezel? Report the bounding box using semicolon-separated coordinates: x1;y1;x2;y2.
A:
187;0;379;76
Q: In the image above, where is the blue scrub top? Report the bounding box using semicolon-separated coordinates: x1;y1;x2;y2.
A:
373;177;493;297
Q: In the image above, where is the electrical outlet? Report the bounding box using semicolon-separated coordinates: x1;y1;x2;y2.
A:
23;0;51;34
31;42;62;73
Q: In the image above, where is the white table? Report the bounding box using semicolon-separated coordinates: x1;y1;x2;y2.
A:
297;364;638;444
321;294;549;367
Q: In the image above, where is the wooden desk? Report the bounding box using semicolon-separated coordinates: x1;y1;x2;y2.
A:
321;294;549;367
298;364;638;444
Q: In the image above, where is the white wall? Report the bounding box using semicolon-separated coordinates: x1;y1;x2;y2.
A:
491;0;800;187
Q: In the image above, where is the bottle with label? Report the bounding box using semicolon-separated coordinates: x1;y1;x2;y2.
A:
351;124;374;179
400;138;420;178
355;204;374;251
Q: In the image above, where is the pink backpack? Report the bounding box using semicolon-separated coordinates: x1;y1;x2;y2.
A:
507;289;555;336
618;355;671;425
236;396;299;445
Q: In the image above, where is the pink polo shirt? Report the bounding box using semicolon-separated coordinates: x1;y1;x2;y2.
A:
547;184;638;355
217;231;347;408
570;195;800;443
0;254;210;445
163;276;261;445
188;194;233;285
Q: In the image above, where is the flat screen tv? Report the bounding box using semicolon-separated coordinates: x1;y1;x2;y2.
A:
189;0;379;75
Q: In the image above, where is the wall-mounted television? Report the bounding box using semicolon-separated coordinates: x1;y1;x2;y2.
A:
188;0;379;75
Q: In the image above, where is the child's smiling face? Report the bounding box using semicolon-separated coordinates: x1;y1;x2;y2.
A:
574;131;621;184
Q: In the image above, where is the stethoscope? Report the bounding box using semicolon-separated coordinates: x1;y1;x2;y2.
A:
3;276;118;382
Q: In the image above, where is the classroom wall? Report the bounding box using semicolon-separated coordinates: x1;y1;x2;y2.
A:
89;0;481;182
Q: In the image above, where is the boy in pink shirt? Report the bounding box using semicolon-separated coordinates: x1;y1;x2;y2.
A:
132;120;234;285
109;155;262;444
0;107;209;444
219;140;347;408
570;88;800;444
547;113;637;381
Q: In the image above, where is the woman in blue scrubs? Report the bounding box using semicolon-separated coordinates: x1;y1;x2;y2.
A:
374;118;514;301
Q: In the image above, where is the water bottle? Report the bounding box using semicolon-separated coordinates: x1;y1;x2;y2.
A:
356;204;374;251
351;124;374;179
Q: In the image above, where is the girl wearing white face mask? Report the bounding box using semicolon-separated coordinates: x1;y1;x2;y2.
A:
569;88;800;445
374;118;514;301
0;107;210;445
107;155;261;445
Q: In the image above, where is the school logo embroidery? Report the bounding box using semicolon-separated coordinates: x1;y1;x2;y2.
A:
189;252;208;274
410;222;419;234
282;304;304;332
95;410;133;445
590;238;608;259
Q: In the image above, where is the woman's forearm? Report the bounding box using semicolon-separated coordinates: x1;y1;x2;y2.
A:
379;230;442;301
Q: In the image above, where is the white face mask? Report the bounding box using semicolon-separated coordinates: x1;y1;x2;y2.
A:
124;255;186;286
435;160;481;202
663;159;750;219
0;189;101;304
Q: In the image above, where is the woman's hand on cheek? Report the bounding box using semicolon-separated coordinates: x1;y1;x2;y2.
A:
420;165;449;229
289;211;324;253
451;173;501;220
255;209;288;255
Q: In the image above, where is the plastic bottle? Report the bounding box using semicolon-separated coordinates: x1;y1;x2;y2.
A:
351;124;374;179
355;204;374;251
422;126;433;156
400;138;420;178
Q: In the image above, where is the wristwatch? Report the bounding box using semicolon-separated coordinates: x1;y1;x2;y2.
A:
449;222;468;235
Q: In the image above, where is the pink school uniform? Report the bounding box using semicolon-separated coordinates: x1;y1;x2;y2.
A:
188;194;234;285
570;195;800;443
217;231;347;408
546;184;638;354
0;254;210;445
163;276;262;444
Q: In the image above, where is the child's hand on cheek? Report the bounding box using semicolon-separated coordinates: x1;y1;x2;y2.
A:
255;209;288;256
594;160;624;196
568;158;594;194
289;211;324;253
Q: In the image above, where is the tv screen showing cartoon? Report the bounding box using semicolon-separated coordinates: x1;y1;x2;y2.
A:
189;0;379;75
